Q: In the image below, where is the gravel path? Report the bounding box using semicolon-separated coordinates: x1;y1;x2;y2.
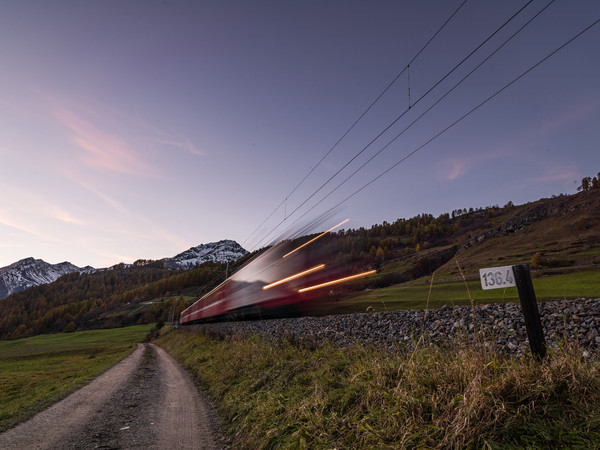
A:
0;344;222;449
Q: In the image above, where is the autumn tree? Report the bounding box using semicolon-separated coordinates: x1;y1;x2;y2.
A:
579;176;592;191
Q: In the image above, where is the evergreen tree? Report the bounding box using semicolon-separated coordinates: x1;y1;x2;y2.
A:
579;176;592;191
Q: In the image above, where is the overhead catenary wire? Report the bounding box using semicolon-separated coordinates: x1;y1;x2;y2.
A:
261;0;559;241
242;0;469;248
273;16;600;237
250;0;535;251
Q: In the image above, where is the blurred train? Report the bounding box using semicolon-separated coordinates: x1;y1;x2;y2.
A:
180;221;375;324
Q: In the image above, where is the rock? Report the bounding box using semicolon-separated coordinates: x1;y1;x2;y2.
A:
187;298;600;356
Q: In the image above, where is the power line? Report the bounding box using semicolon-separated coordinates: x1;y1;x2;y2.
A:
251;0;535;250
268;0;558;237
242;0;469;248
277;16;600;235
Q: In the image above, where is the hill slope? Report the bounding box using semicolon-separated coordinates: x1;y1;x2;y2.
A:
0;190;597;339
440;189;600;274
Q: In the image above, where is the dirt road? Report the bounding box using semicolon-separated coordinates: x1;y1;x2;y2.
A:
0;343;222;449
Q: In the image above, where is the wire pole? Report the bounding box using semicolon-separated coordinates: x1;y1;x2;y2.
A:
513;264;546;359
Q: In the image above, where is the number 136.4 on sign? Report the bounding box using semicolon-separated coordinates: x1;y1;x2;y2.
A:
479;265;516;290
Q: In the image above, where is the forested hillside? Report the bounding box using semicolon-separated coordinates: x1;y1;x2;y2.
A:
1;185;598;340
0;262;222;339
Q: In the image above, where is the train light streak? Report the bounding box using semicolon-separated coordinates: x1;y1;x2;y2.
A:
298;269;377;293
283;219;349;258
262;264;326;290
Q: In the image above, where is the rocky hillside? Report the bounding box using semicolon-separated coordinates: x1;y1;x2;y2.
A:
0;240;248;299
161;240;248;270
442;189;600;273
0;258;93;299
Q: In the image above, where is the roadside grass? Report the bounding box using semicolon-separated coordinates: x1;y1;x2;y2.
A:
0;324;152;432
336;268;600;313
157;331;600;448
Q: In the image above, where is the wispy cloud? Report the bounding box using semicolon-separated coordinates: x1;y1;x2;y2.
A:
518;162;580;189
60;170;129;213
445;159;471;181
0;212;68;244
52;207;86;226
0;215;44;238
156;135;207;157
48;97;155;177
0;189;87;242
525;98;600;142
436;97;600;183
438;149;512;182
45;94;206;179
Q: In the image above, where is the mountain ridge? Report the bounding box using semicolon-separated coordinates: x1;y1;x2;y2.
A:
0;258;93;300
0;240;248;299
0;190;598;339
162;239;247;270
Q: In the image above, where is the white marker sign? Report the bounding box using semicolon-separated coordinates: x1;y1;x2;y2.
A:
479;265;516;290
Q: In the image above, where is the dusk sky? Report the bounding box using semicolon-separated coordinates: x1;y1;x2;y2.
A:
1;1;599;268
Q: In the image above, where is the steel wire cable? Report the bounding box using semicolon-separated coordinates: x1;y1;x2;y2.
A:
256;0;558;244
268;16;600;239
242;0;469;247
250;0;535;250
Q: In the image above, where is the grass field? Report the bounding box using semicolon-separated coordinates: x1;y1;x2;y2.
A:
0;324;153;432
330;268;600;314
158;330;600;448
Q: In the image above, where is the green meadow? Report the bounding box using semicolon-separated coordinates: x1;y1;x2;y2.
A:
333;268;600;314
0;324;152;432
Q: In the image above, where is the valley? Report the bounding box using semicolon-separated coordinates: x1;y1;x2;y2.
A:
0;189;598;339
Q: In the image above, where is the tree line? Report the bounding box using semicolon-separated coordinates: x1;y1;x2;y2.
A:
1;191;576;340
578;172;600;191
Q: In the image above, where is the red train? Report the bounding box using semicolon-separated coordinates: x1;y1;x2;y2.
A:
180;226;375;324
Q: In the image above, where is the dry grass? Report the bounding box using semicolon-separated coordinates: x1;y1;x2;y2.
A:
157;331;600;448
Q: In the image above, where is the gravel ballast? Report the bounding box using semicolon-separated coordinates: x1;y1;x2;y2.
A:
186;298;600;356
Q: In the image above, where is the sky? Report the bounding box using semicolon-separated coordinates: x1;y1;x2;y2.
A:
0;0;599;268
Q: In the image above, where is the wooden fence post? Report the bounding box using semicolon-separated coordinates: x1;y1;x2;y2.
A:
512;264;546;359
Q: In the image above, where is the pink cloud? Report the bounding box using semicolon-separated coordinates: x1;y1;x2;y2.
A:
518;162;580;189
60;170;129;213
48;98;155;177
155;135;207;157
445;159;471;181
45;94;206;178
526;98;600;141
436;97;600;184
438;150;510;182
87;101;207;157
0;212;67;243
53;209;86;226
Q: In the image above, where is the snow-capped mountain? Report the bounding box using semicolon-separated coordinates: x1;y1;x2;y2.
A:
0;258;93;299
162;239;248;270
0;240;247;299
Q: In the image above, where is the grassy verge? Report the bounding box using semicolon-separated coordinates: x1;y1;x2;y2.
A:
0;324;153;432
337;268;600;313
157;330;600;448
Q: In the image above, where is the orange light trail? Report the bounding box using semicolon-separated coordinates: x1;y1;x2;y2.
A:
298;269;377;293
283;218;349;258
262;264;326;290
